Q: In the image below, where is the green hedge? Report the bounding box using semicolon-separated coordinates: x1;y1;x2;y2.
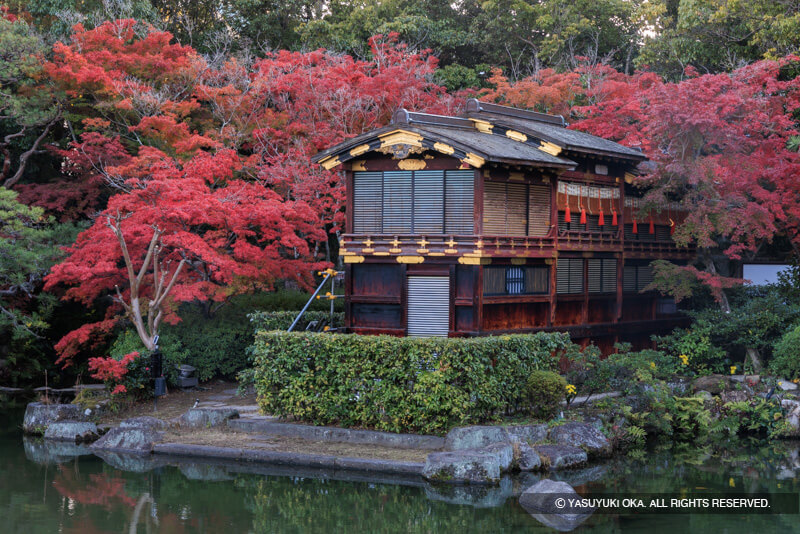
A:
251;331;573;434
249;310;344;332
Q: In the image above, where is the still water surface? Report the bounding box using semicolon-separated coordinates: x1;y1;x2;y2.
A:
2;408;800;533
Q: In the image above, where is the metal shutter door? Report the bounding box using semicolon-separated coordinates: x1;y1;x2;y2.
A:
352;172;382;233
525;266;549;294
602;259;617;293
445;170;474;234
413;170;444;234
528;184;550;237
407;276;450;337
655;225;671;242
483;182;506;235
382;171;412;234
623;265;637;292
557;258;583;294
588;259;602;293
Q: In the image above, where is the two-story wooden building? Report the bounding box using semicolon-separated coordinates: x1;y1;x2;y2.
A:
312;99;693;350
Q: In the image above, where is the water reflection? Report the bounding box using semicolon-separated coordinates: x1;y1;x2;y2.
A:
5;424;800;532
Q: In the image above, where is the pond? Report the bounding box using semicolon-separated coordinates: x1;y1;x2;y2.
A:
2;406;799;533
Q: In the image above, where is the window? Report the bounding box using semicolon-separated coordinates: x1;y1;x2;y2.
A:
556;258;584;294
623;263;654;292
506;267;524;294
484;266;549;296
484;181;551;237
587;259;617;294
351;170;474;234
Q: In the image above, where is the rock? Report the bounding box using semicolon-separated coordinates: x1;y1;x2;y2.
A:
692;374;731;395
44;421;99;443
179;463;234;481
23;436;91;465
23;402;85;435
179;407;239;428
504;424;548;445
482;442;514;472
422;450;501;485
444;426;510;450
695;390;713;401
519;479;594;532
552;465;609;487
95;451;168;472
778;380;799;391
782;400;800;436
730;375;760;386
90;426;164;454
547;422;611;458
516;442;543;471
533;445;587;470
424;476;513;508
120;416;168;430
720;390;750;403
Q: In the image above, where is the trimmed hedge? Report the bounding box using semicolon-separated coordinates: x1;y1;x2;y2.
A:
249;310;344;332
251;331;573;434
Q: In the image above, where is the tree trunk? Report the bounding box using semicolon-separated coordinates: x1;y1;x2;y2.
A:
702;253;731;313
745;347;763;373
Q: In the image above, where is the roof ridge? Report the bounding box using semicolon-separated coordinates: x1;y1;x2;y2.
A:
465;98;566;126
392;109;475;129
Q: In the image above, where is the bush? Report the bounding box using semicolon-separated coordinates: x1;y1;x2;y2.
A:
770;323;800;379
525;370;566;420
251;331;574;434
249;310;344;332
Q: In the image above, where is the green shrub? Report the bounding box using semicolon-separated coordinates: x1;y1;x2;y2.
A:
249;310;344;332
525;370;566;419
250;331;573;434
770;323;800;379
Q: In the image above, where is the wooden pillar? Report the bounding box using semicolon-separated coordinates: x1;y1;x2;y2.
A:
344;263;353;331
475;265;483;334
449;264;456;336
582;257;589;325
400;263;408;335
616;254;623;321
345;168;354;234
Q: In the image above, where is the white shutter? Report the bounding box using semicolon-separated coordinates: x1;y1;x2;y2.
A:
445;170;474;234
413;171;444;234
382;171;412;234
352;172;382;233
407;276;450;337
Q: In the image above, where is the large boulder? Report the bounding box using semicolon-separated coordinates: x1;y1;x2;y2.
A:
519;479;594;532
533;445;587;470
548;422;611;458
692;374;731;395
504;424;548;445
90;426;164;454
179;407;239;428
778;380;799;392
483;442;514;472
444;426;510;450
23;402;85;435
516;442;543;471
120;416;168;430
422;450;502;485
44;421;99;443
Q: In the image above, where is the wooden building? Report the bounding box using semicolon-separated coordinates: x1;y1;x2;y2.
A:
312;99;693;349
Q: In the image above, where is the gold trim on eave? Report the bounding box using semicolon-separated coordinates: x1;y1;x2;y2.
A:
470;119;494;134
433;142;455;155
320;155;340;170
343;255;365;263
349;144;371;157
506;130;528;143
539;141;562;156
458;257;492;265
396;255;425;264
463;153;485;168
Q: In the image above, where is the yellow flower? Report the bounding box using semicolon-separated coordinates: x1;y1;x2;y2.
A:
650;361;656;370
730;365;737;375
565;384;577;395
729;477;735;488
678;354;689;366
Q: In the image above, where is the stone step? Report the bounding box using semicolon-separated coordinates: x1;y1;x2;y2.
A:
228;418;445;450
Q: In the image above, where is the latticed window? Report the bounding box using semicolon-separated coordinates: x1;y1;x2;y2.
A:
483;266;549;296
505;267;524;294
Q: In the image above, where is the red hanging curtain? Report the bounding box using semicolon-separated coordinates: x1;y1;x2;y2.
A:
579;186;587;225
612;210;618;226
649;219;655;234
633;218;638;234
